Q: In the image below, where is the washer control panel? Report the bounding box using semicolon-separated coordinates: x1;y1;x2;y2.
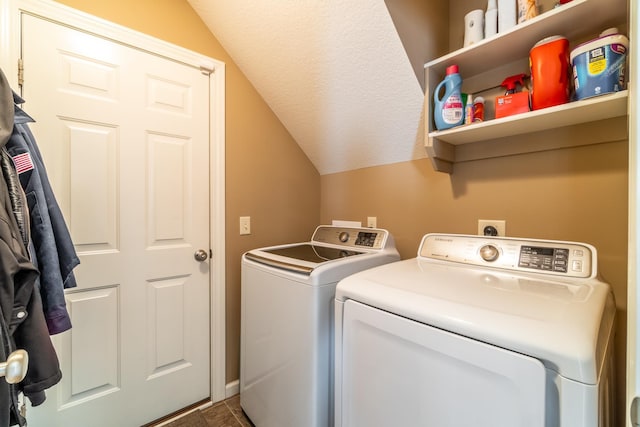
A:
419;234;595;278
312;226;389;249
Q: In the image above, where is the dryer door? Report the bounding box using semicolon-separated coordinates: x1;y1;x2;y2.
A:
338;300;546;427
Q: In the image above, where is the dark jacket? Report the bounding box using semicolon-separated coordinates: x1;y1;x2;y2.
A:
0;154;37;426
0;69;63;426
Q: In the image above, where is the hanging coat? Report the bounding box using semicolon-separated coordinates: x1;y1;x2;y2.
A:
0;69;63;426
5;94;79;335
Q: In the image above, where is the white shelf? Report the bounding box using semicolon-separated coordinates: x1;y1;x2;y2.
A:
423;0;629;174
425;0;626;77
429;90;628;145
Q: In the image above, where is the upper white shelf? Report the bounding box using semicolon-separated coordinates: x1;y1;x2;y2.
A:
424;0;627;78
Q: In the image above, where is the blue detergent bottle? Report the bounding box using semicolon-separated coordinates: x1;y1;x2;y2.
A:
433;65;464;130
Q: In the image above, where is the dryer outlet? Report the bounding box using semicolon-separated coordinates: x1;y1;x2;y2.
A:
478;219;506;236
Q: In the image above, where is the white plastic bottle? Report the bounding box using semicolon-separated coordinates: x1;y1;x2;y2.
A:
498;0;516;32
485;0;498;38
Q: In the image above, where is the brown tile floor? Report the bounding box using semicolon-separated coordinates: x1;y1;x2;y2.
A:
162;395;254;427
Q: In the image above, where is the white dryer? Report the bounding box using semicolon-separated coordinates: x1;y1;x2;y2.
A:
334;233;616;427
241;225;400;427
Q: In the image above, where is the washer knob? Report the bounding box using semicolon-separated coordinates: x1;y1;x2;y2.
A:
480;244;499;262
339;232;349;243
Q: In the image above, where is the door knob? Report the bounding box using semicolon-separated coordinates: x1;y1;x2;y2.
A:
0;350;28;384
194;249;208;262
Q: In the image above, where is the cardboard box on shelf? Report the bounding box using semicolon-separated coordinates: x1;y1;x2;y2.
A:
495;91;530;118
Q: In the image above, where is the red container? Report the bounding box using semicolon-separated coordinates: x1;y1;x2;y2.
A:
529;35;570;110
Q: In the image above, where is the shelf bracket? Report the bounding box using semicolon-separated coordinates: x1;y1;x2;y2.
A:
425;137;455;174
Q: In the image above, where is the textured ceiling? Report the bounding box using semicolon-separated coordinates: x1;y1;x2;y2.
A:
188;0;425;175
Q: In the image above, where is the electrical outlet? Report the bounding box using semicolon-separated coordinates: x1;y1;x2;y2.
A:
478;219;506;236
240;216;251;235
367;216;377;228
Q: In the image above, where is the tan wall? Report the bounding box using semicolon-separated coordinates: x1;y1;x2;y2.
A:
52;0;321;384
321;141;628;420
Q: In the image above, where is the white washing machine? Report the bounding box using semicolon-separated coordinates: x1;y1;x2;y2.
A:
241;225;400;427
334;233;616;427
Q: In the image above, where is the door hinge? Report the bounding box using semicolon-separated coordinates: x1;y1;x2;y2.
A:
632;396;640;426
199;60;215;76
17;58;24;87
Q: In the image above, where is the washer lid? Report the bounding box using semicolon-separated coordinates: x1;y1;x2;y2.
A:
244;226;397;275
245;243;366;274
335;258;615;384
262;244;365;263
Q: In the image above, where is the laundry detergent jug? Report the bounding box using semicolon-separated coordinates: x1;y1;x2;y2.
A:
433;65;464;130
530;35;570;110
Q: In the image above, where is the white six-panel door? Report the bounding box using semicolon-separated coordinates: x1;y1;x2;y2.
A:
14;11;214;427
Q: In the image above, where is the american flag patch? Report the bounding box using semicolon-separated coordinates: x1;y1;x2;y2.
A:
12;152;34;174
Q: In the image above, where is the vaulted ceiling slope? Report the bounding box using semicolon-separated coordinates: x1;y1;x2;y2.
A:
188;0;425;175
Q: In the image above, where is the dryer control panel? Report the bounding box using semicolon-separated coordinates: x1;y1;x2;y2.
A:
419;234;595;279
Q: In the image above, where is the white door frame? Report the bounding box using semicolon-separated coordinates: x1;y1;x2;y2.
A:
628;0;639;425
0;0;227;404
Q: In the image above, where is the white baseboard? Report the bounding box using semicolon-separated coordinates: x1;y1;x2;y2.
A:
225;379;240;398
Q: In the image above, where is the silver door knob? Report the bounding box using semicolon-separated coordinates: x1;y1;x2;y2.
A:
0;350;28;384
194;249;208;262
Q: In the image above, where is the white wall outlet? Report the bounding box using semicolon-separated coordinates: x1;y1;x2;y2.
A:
240;216;251;235
367;216;377;228
478;219;506;236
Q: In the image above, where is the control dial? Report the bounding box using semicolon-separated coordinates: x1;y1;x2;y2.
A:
339;232;350;243
480;244;500;262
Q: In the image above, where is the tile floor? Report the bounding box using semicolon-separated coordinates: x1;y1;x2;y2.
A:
162;395;254;427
